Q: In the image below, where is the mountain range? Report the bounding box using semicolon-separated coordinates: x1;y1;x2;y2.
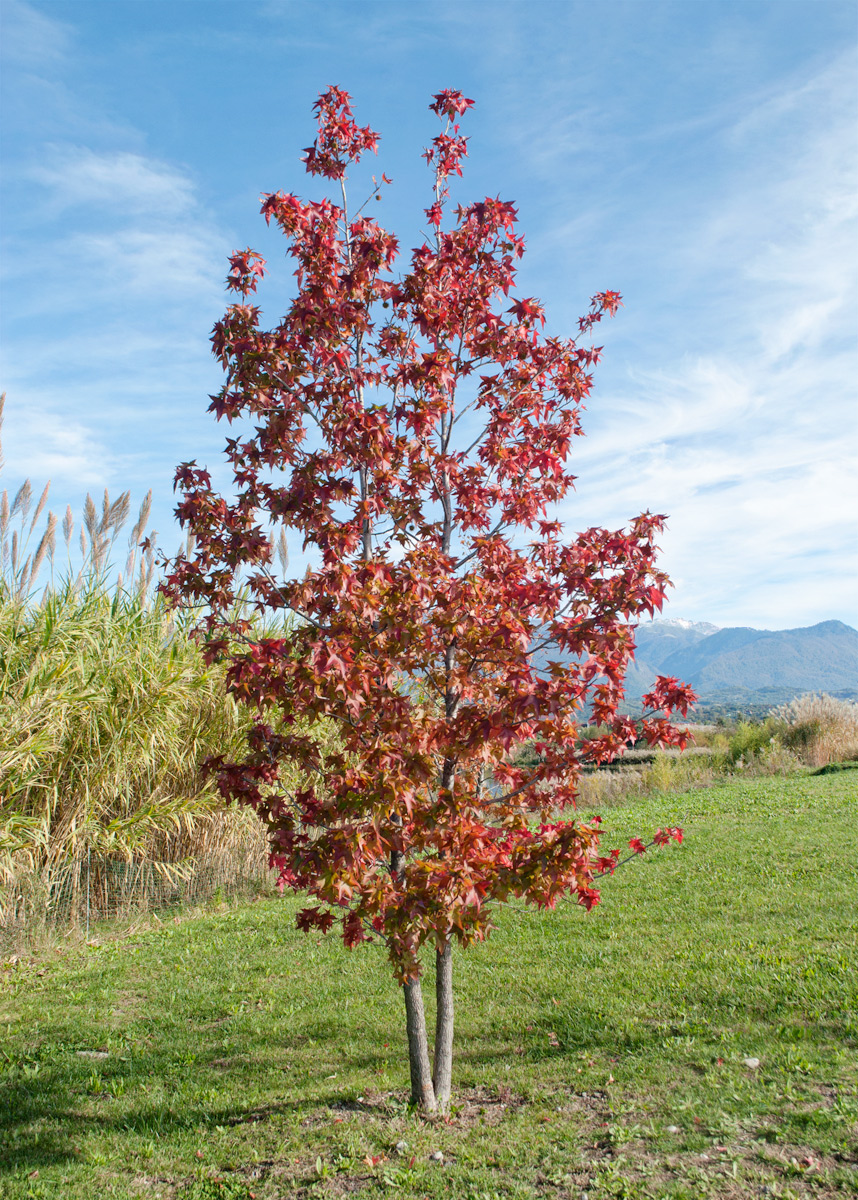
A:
625;618;858;710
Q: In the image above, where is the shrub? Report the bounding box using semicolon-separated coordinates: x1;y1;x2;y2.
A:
726;717;785;767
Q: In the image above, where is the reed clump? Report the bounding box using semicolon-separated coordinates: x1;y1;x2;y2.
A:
0;577;272;933
0;394;284;937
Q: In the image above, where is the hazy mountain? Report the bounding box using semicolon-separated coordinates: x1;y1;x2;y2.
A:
530;617;857;708
632;618;721;670
628;618;858;705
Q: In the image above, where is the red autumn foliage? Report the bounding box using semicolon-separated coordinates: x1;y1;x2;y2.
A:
163;88;694;994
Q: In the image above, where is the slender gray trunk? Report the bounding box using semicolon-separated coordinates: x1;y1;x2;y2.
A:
432;938;454;1110
403;973;437;1111
392;843;438;1110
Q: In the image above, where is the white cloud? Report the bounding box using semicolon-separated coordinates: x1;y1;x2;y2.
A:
0;0;73;68
69;227;225;298
28;147;198;217
3;413;114;490
2;143;229;507
552;52;858;629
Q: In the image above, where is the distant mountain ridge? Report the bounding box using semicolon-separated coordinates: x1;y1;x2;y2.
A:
627;618;858;707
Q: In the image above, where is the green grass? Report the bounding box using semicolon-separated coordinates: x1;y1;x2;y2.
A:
2;773;856;1199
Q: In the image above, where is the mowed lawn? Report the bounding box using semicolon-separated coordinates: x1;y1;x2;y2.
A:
1;773;856;1199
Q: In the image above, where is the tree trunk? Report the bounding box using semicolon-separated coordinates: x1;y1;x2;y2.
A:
403;973;437;1111
433;937;454;1111
393;841;437;1111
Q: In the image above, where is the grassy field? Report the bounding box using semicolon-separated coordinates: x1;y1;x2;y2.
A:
1;772;856;1200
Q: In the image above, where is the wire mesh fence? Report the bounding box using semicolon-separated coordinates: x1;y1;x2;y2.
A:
1;842;272;945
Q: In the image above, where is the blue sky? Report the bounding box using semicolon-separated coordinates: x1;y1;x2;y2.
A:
1;0;856;630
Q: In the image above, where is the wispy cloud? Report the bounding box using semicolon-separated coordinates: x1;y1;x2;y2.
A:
0;0;72;67
28;147;198;217
559;51;858;627
2;120;229;525
7;415;115;490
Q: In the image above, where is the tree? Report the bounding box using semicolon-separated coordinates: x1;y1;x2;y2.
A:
163;87;694;1113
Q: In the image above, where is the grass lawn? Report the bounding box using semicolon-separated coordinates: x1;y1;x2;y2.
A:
1;772;856;1199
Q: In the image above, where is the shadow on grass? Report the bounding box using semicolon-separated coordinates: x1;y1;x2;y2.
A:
0;997;611;1174
1;1066;381;1175
1;1006;404;1175
6;965;853;1175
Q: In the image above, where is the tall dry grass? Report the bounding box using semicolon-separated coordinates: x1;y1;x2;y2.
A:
0;394;282;935
574;748;729;809
772;693;858;768
0;581;257;866
0;574;275;934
